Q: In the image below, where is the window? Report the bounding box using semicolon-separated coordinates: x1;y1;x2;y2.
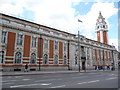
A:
75;55;77;65
64;43;67;51
103;25;105;28
44;39;48;49
1;31;7;43
30;53;36;64
80;38;83;41
17;34;23;45
43;54;48;64
55;41;58;50
15;52;22;64
32;37;37;47
97;26;99;29
64;55;67;65
54;55;58;65
0;51;4;63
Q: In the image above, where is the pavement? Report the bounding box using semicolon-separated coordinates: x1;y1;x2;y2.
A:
0;69;116;76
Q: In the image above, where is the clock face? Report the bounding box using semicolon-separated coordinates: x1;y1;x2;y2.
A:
99;19;102;22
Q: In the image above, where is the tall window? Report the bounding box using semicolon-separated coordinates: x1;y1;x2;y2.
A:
54;55;58;65
0;51;4;63
1;31;7;43
32;37;37;47
55;41;58;50
44;39;48;49
17;34;23;45
15;52;22;64
43;54;48;64
64;43;67;51
30;53;36;64
75;54;77;65
64;55;67;65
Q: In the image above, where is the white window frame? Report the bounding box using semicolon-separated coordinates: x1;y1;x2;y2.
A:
0;51;5;64
1;31;7;44
17;34;23;46
43;54;48;65
44;39;48;49
64;55;67;65
15;52;22;64
54;55;58;65
30;53;36;64
32;37;37;47
55;41;58;50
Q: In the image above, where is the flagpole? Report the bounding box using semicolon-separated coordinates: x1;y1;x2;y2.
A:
78;31;80;72
78;19;82;72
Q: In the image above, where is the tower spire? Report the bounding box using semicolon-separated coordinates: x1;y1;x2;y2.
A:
98;11;103;18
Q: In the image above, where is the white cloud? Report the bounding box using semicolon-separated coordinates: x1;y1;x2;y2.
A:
109;38;118;50
0;3;23;15
76;3;117;37
0;0;118;44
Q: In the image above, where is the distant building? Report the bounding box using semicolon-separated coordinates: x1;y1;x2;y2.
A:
0;12;118;71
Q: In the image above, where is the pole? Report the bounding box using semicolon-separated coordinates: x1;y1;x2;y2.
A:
78;31;80;72
112;50;115;71
39;35;42;71
103;50;105;71
67;40;70;70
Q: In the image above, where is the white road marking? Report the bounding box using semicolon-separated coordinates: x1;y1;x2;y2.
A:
78;82;88;84
90;73;97;74
72;76;88;79
106;77;117;80
2;82;13;85
22;79;30;81
109;74;115;76
1;78;30;82
10;83;51;88
41;83;51;85
50;85;66;88
87;80;100;83
35;79;62;82
1;80;18;82
78;80;100;85
15;76;23;78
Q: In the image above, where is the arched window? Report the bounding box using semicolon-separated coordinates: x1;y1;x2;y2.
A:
43;54;48;64
0;51;4;63
64;55;67;65
103;25;105;28
75;54;77;65
80;38;83;41
30;53;36;64
54;55;58;65
97;26;99;29
15;52;22;64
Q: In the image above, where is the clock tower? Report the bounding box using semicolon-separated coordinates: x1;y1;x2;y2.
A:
95;11;108;44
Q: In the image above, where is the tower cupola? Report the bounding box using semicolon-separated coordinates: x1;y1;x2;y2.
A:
95;11;108;44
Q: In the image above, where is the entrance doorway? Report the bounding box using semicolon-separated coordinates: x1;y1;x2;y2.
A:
82;61;86;70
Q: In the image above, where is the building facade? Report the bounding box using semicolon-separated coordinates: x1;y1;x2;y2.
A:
0;13;118;71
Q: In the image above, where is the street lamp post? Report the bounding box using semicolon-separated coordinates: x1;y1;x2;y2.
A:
103;49;105;71
112;50;115;71
39;35;42;71
67;40;70;70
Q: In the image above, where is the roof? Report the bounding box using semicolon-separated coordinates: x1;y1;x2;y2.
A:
1;13;76;36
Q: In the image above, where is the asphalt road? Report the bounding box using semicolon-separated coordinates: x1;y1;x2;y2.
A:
1;71;119;89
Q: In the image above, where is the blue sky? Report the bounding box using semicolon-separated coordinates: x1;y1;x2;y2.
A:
0;0;118;50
